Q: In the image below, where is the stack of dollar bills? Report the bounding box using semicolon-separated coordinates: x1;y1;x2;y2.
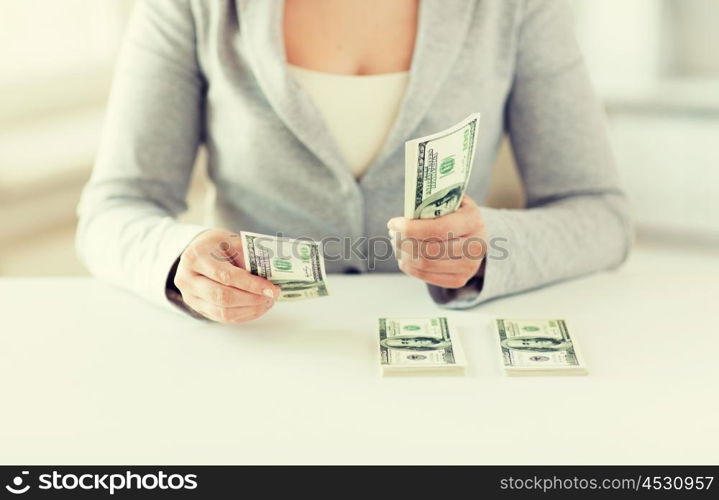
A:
240;231;329;301
404;112;480;219
494;319;587;376
378;316;465;375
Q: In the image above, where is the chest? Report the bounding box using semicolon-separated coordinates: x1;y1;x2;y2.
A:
283;0;419;75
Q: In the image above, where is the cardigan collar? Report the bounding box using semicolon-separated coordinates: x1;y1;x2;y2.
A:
237;0;476;185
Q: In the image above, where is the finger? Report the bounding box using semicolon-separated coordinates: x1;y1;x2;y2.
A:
182;273;274;307
460;194;478;210
394;234;487;260
185;251;280;298
387;197;483;241
398;249;481;274
184;295;273;323
399;254;462;274
398;261;470;289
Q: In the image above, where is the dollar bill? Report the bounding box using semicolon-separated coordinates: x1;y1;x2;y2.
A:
404;113;481;219
379;316;465;375
494;319;587;375
240;231;329;301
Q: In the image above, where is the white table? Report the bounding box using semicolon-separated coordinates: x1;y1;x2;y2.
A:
1;243;718;464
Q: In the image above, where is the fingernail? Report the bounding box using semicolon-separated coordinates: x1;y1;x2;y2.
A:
263;289;274;298
387;218;401;231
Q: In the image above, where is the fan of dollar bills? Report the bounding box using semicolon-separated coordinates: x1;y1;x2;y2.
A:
240;114;586;376
404;113;480;219
240;231;329;301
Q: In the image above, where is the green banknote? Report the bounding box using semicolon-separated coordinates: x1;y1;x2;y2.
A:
404;113;480;219
378;316;465;375
494;319;587;375
240;231;329;301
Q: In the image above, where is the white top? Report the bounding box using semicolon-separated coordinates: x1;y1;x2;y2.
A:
2;243;718;464
287;64;409;178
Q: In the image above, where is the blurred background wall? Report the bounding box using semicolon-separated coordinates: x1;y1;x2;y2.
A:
1;0;717;277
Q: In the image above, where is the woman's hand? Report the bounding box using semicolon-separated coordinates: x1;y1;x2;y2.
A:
388;196;487;289
174;229;280;323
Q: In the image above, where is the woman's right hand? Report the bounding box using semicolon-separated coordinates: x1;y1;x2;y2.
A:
174;229;280;323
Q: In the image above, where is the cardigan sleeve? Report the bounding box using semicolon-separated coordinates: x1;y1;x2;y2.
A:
428;0;632;309
75;0;209;313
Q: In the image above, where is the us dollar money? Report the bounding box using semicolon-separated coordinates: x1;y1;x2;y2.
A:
404;113;480;219
240;231;329;301
494;319;587;376
378;316;465;375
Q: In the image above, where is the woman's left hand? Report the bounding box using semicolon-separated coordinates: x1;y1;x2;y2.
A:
388;195;487;289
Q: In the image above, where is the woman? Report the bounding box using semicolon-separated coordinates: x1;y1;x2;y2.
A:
77;0;631;323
